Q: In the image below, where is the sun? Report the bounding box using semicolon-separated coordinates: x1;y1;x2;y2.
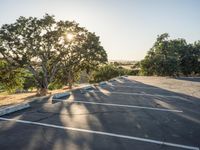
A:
66;33;74;41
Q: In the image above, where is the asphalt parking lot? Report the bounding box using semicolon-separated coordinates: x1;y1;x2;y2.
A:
0;76;200;150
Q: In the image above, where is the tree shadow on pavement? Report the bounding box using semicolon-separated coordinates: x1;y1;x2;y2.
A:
0;77;200;150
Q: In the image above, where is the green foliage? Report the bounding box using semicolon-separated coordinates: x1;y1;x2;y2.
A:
0;14;107;95
128;69;140;76
193;41;200;74
179;41;200;75
48;82;63;90
56;26;107;87
140;33;200;76
90;64;129;83
23;71;37;91
0;60;25;93
130;62;140;75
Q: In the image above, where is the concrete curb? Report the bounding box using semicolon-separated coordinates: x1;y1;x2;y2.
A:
52;84;93;101
80;85;94;94
53;92;71;99
99;81;107;86
109;78;117;82
83;85;93;90
108;76;128;83
52;92;71;102
0;103;30;116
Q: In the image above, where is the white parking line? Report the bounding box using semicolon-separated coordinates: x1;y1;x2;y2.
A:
0;117;198;150
92;90;191;102
108;84;158;89
73;100;183;113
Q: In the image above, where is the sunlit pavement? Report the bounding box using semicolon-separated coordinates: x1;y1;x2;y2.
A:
0;77;200;150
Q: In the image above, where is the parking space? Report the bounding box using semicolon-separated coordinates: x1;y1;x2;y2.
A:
0;77;200;150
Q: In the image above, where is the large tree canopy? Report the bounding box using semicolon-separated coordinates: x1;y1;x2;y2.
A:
140;33;200;76
55;21;107;88
0;14;107;95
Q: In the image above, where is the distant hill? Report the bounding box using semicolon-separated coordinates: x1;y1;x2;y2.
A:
108;60;139;65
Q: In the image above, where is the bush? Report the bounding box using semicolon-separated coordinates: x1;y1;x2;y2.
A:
48;82;63;90
90;64;130;83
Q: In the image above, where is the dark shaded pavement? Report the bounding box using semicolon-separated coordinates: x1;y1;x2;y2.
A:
0;77;200;150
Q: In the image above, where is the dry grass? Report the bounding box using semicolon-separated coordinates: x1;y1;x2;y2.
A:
0;91;39;108
0;85;81;108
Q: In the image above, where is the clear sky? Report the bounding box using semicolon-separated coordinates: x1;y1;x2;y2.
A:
0;0;200;60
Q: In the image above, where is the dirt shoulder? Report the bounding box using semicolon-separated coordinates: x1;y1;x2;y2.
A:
0;85;85;108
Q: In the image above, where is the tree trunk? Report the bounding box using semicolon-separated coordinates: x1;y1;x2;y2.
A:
37;87;48;96
27;65;48;96
36;81;49;96
68;71;72;89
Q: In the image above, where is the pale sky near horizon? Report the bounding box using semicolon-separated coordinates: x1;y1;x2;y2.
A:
0;0;200;60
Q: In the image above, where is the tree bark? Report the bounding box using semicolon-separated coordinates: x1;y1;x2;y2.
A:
26;65;49;96
37;87;48;96
68;70;72;89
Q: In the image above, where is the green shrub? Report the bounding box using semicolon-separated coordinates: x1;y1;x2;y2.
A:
90;64;130;83
48;82;63;90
